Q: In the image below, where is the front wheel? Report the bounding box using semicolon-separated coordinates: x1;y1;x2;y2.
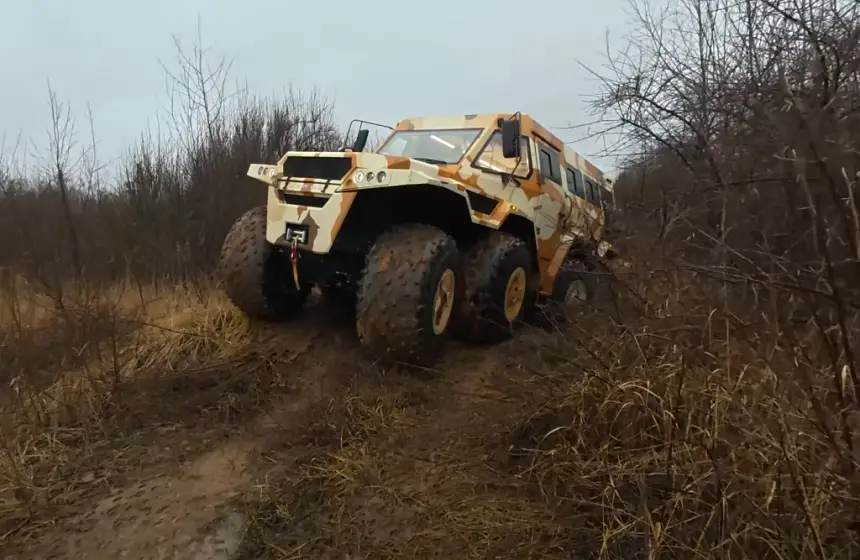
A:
355;224;464;367
218;206;310;321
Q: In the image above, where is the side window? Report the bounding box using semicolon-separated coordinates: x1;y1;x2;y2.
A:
565;167;585;199
537;141;562;184
564;168;576;195
584;179;598;205
538;150;552;178
474;132;531;178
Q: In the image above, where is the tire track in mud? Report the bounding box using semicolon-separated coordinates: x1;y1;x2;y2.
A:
235;324;559;558
9;297;368;560
11;295;530;559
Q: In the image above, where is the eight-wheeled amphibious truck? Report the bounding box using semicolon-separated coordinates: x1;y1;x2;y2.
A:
218;113;615;366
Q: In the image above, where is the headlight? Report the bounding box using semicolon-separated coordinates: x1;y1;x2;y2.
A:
352;170;386;184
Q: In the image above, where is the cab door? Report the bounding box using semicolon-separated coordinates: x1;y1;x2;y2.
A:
535;140;564;232
531;139;565;256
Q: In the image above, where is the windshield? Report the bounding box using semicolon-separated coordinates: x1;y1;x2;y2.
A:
377;128;483;165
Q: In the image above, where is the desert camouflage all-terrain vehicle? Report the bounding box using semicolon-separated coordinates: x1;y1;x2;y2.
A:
218;113;616;366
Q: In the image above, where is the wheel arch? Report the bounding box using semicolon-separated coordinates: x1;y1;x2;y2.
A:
335;184;479;245
498;213;539;274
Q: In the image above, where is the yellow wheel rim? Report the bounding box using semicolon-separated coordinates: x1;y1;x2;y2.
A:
504;267;527;321
433;269;456;334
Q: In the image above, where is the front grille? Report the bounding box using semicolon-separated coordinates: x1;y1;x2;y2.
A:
279;192;329;208
282;156;352;181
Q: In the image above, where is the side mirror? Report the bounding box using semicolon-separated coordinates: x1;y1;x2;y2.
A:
500;118;521;159
351;129;370;152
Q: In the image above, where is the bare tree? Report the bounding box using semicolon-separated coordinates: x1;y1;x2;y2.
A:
548;0;860;555
27;85;88;300
159;16;236;155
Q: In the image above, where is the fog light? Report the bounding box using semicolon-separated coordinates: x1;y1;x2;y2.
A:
377;171;386;182
366;171;375;182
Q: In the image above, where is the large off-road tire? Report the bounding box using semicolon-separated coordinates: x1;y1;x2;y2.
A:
538;257;596;326
218;206;310;320
584;256;618;303
453;231;536;344
581;255;623;323
355;223;463;367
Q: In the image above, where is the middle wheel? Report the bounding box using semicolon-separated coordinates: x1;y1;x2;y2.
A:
454;231;536;344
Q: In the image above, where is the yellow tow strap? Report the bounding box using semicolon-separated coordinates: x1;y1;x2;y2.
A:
289;238;301;290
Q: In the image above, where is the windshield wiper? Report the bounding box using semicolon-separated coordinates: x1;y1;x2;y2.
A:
414;157;449;165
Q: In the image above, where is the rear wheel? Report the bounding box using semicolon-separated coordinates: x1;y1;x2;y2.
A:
355;223;463;366
585;256;617;303
454;232;536;344
218;206;310;320
539;258;595;326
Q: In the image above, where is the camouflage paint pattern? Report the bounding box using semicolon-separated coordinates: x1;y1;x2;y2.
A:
247;113;609;296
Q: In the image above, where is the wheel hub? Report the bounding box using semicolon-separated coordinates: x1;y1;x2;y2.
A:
563;280;587;309
504;267;527;321
597;241;610;258
433;269;456;334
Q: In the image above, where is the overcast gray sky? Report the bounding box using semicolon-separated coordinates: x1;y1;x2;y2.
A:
0;0;632;177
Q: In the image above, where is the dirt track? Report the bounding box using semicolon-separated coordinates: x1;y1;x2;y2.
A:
3;296;573;559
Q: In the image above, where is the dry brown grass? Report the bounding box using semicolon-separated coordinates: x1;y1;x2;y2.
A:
0;34;350;555
0;279;255;531
0;257;857;559
223;266;857;559
2;2;859;556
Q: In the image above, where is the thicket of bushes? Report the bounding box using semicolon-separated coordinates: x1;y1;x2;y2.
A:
0;38;343;297
552;0;860;554
0;35;345;409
